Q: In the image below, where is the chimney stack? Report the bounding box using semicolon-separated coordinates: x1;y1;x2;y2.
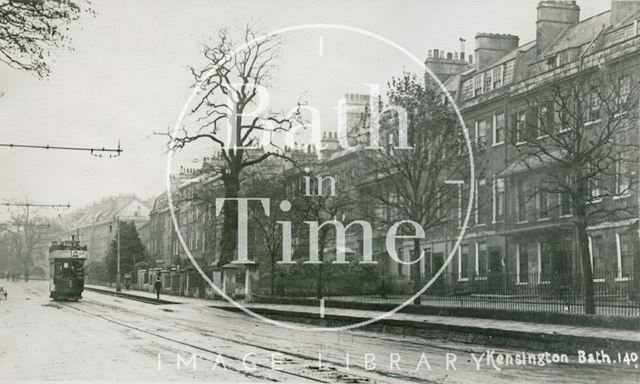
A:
425;44;473;82
474;33;519;70
536;1;580;54
612;0;640;25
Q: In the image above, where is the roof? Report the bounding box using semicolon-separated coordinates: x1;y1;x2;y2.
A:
457;6;640;103
63;195;151;229
541;11;611;57
492;40;537;67
152;191;169;211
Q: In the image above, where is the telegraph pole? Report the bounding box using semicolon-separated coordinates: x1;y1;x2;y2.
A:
637;98;640;242
110;215;122;292
117;217;121;292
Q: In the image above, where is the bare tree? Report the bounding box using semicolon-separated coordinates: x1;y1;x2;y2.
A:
0;229;8;272
166;26;302;267
364;72;470;305
0;0;89;79
1;213;49;280
512;65;640;314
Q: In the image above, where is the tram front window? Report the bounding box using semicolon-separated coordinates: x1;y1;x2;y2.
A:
61;262;76;277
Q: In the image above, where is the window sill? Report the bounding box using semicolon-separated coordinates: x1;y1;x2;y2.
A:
515;141;527;146
615;277;631;282
516;282;528;286
492;141;504;148
614;112;628;118
593;278;605;283
517;220;528;224
536;135;549;140
590;198;603;204
537;217;551;222
559;214;573;218
613;194;631;200
458;277;469;282
538;280;551;285
475;276;488;281
475;223;487;227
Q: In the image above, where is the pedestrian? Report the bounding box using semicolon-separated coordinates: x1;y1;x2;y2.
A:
154;277;162;300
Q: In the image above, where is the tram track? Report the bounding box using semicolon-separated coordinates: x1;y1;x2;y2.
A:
63;300;329;383
83;286;179;305
65;296;434;383
77;290;624;383
17;282;636;384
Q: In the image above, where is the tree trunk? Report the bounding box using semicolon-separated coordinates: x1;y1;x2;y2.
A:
380;243;387;299
412;238;422;305
316;247;324;299
576;214;596;314
219;174;241;267
270;253;275;295
23;262;30;282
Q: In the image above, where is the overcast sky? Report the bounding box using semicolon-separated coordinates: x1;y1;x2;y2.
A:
0;0;610;217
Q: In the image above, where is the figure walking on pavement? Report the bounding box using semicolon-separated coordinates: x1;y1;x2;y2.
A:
154;277;162;300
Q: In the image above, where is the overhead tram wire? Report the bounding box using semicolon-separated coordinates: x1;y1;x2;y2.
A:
2;203;71;209
0;141;123;158
1;203;71;230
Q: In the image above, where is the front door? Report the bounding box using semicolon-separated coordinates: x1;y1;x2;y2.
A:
488;248;502;292
430;253;445;293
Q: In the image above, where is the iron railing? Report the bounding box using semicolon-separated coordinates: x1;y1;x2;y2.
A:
254;270;640;317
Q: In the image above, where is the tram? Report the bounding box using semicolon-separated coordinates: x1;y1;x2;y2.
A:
49;237;87;301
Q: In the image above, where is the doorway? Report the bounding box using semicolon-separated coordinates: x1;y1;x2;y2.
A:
430;252;445;293
488;248;502;292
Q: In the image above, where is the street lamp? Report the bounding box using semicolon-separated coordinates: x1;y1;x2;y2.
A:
110;216;121;292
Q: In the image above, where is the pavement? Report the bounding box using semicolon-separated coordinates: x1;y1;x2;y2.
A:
86;285;640;352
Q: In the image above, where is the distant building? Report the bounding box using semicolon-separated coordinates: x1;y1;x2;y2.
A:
148;166;222;269
63;194;151;264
